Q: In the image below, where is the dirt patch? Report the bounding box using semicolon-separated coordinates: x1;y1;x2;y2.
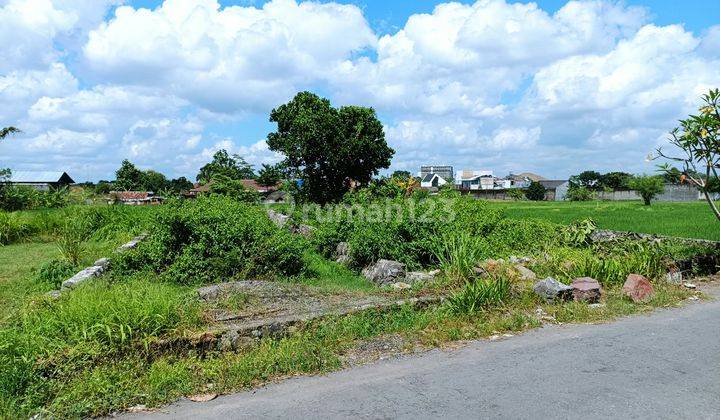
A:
340;334;411;367
197;281;444;346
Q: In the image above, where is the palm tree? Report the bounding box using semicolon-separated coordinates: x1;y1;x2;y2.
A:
0;126;20;140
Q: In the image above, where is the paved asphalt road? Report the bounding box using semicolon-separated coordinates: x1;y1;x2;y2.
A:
128;293;720;420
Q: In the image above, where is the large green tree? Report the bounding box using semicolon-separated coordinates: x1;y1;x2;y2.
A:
114;159;144;191
266;92;394;204
629;175;665;206
196;149;255;184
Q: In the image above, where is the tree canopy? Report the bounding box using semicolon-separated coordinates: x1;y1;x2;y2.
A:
525;181;547;201
113;160;193;193
196;149;255;184
266;92;394;204
629;175;665;206
257;163;283;187
656;88;720;220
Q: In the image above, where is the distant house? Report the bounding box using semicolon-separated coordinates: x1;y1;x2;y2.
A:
456;170;494;190
420;165;454;181
109;191;164;205
7;171;75;191
420;173;448;189
186;179;280;198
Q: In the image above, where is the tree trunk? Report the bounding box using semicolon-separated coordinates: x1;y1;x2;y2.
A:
701;189;720;221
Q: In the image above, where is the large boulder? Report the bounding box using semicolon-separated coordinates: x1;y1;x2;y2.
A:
571;277;602;303
623;274;654;302
533;277;573;303
362;259;406;286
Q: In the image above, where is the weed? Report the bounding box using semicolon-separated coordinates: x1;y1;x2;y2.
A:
446;277;511;314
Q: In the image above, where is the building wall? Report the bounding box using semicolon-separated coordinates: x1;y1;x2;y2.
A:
10;182;52;191
597;184;702;202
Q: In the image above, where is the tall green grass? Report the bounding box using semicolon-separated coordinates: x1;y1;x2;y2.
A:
0;276;200;415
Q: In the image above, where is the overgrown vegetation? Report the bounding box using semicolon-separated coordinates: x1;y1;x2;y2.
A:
115;196;306;284
0;189;715;418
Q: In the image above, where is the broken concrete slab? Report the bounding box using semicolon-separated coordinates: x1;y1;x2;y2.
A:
196;280;443;349
623;274;654;302
362;259;406;286
533;277;573;303
571;277;602;303
61;265;106;291
116;234;148;252
405;269;440;284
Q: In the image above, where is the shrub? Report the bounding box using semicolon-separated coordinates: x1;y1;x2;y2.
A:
116;196;306;284
311;197;504;269
565;186;594;201
506;188;526;201
629;175;665;206
34;259;76;289
525;181;546;201
447;277;510;314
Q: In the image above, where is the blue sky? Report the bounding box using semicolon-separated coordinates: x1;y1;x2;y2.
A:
1;0;718;182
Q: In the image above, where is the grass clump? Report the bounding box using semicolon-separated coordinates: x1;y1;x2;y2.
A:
446;277;511;314
0;277;201;416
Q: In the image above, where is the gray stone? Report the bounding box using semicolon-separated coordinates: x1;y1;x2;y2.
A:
93;257;111;268
391;282;412;290
291;224;316;237
61;265;105;290
514;264;537;281
266;209;291;227
533;277;573;303
335;242;351;264
405;269;439;284
46;290;62;299
218;330;240;352
509;256;532;264
117;234;147;252
362;259;406;286
665;271;683;284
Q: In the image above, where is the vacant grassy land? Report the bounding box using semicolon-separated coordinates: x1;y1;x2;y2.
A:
492;201;720;241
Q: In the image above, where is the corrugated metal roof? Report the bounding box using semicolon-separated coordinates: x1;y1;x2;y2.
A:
9;171;72;183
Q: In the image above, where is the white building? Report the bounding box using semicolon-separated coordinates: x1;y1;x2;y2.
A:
420;173;448;188
456;170;494;190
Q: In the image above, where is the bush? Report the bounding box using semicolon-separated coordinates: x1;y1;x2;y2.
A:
0;186;69;211
432;232;492;282
34;259;76;289
629;175;665;206
311;197;504;269
506;189;526;201
116;196;306;284
525;181;546;201
565;186;594;201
